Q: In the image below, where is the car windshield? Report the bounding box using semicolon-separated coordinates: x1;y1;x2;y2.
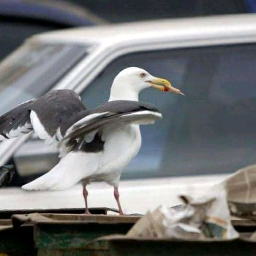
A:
0;41;88;116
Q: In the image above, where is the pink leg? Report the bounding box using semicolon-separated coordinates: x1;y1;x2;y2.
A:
114;187;124;215
82;182;91;214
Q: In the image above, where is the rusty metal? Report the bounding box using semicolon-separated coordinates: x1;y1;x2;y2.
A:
105;236;256;256
10;212;139;255
1;210;256;255
31;214;139;249
0;207;118;219
1;208;136;256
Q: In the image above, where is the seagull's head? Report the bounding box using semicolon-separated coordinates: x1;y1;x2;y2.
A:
109;67;184;101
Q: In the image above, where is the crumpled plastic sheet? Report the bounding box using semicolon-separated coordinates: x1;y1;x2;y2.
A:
127;184;239;240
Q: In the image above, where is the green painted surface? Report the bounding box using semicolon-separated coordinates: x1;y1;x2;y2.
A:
0;214;138;255
35;222;133;250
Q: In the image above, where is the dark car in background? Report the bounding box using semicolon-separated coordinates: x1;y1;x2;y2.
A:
0;0;104;60
70;0;251;22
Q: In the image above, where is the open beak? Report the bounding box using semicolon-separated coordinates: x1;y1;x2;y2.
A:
149;78;184;95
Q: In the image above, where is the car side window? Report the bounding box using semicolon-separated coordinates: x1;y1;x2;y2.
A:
80;50;188;179
161;44;256;177
80;44;256;179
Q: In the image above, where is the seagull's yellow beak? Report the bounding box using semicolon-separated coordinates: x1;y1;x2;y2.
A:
149;78;184;95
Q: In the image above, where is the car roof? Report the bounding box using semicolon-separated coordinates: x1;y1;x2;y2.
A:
0;0;105;26
32;14;256;46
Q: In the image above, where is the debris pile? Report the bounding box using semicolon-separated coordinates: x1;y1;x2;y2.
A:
224;164;256;216
128;184;239;240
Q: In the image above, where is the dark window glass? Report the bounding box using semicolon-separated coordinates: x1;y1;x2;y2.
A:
8;42;88;180
0;42;87;116
80;44;256;179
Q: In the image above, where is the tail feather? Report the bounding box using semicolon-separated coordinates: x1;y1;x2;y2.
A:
22;167;73;191
22;151;100;191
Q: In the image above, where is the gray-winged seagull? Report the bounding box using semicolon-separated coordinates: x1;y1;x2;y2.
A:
0;67;184;214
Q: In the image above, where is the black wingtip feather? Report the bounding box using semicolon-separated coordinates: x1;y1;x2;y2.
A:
0;99;35;140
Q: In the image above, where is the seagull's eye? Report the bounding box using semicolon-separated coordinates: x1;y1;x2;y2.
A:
140;73;146;78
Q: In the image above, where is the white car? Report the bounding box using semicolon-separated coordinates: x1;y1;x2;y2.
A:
0;14;256;214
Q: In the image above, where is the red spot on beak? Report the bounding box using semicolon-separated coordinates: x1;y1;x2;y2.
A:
163;86;170;92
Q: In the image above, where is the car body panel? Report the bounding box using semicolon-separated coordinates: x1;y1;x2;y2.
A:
0;174;227;213
33;14;256;46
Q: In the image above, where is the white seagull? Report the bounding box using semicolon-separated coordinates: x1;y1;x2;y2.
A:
0;67;184;214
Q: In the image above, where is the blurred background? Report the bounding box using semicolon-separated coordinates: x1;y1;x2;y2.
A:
0;0;253;61
0;0;256;212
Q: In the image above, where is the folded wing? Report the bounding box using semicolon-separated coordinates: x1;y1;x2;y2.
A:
60;100;162;153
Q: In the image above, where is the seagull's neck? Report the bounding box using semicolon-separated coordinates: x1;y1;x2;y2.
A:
108;86;139;102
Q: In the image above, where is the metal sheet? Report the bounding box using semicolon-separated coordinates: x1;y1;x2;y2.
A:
106;237;256;256
31;215;139;250
0;225;35;255
0;207;118;219
2;211;256;256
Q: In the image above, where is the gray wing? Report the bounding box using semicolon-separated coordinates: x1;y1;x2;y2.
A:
30;89;87;143
60;100;162;151
0;99;35;141
0;89;87;144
